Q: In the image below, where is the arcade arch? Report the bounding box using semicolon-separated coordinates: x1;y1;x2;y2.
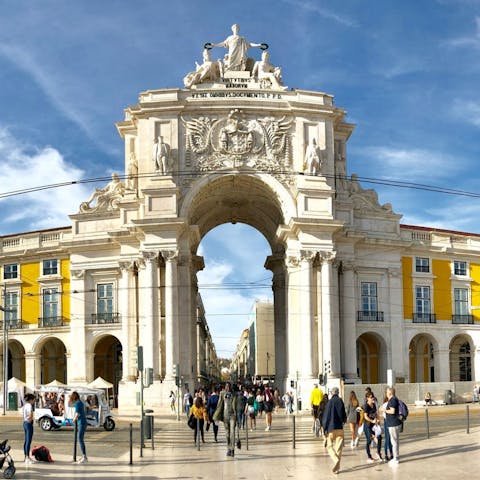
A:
409;334;437;383
38;337;67;384
357;332;388;384
8;340;25;380
449;334;473;381
92;335;122;401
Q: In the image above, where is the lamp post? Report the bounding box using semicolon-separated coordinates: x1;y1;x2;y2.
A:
1;284;13;416
266;352;270;381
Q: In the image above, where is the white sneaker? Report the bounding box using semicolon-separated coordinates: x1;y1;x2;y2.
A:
354;436;360;447
25;458;36;464
388;458;399;467
265;426;270;431
77;456;88;464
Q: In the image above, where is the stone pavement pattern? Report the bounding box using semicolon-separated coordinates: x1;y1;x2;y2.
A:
3;409;480;479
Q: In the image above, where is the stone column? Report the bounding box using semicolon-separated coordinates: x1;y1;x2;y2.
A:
321;253;341;378
68;268;87;383
142;251;159;372
265;254;287;386
120;261;136;381
162;249;179;380
24;353;39;387
341;261;358;379
388;267;406;380
436;347;450;382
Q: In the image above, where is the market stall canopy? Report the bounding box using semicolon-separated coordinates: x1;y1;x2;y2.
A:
87;377;113;389
8;377;27;389
46;379;67;387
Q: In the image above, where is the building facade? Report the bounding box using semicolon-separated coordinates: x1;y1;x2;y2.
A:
1;28;480;407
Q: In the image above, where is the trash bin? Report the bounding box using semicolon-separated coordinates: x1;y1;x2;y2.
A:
143;409;154;439
7;392;17;411
444;389;453;405
297;398;302;411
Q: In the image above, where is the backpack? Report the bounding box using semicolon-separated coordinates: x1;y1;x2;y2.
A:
397;399;409;421
31;445;53;462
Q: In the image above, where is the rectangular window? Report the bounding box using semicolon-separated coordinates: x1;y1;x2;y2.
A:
3;264;18;280
454;288;469;315
43;259;58;275
361;282;378;312
43;288;59;319
5;291;18;324
97;283;114;321
415;286;431;313
454;261;467;276
415;257;430;273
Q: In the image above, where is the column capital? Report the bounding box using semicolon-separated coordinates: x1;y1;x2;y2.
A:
341;260;356;273
161;249;179;262
119;260;136;272
388;267;401;278
71;269;85;279
300;249;318;263
319;251;336;264
142;250;159;263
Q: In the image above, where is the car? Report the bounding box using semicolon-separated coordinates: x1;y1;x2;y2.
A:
34;385;115;431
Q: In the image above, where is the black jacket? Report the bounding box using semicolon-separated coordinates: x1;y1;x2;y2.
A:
322;394;347;433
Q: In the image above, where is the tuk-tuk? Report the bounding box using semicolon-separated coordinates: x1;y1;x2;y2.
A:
34;385;115;431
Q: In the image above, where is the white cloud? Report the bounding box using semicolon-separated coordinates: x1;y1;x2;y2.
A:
0;127;91;234
453;99;480;127
444;16;480;49
280;0;357;27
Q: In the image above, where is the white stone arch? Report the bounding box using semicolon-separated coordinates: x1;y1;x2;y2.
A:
33;335;68;385
449;333;474;381
408;332;440;383
356;331;388;383
7;339;26;380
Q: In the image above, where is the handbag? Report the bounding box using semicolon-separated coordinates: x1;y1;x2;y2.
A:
187;413;196;430
358;423;364;436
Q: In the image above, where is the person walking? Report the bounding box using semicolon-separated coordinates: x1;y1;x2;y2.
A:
213;382;238;457
70;391;88;464
362;392;382;463
206;387;220;442
246;389;257;431
310;383;323;433
381;393;393;461
264;386;274;431
322;387;347;475
183;389;193;417
22;393;36;464
385;386;402;466
345;391;360;447
236;386;247;430
189;396;208;444
169;390;176;413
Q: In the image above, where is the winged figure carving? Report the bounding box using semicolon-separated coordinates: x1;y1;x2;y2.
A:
181;116;214;154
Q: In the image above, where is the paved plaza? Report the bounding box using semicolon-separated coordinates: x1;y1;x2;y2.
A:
2;404;479;479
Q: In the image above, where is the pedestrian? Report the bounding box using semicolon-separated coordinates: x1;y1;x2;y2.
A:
385;386;402;466
381;393;393;461
22;393;36;464
255;389;265;417
246;389;257;431
322;387;347;475
70;391;88;464
473;385;479;403
273;387;281;412
362;392;382;463
264;386;274;431
183;389;193;417
236;386;247;430
282;391;292;415
206;387;220;441
169;390;176;413
189;396;208;444
310;383;323;432
213;382;238;457
345;390;360;447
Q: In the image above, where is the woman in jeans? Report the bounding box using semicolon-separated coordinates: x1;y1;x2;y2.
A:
362;392;382;463
23;393;36;463
70;391;88;463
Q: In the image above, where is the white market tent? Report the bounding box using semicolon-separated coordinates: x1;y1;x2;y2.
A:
87;377;114;406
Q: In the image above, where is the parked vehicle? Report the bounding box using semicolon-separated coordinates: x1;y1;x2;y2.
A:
34;385;115;431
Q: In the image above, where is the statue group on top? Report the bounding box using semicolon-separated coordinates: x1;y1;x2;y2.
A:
183;24;283;88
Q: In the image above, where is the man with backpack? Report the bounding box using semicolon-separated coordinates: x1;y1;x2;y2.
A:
385;387;403;466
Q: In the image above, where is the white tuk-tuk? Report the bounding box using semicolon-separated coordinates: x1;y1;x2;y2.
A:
34;385;115;431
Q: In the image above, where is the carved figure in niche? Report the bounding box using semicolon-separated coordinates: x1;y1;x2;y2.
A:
183;48;222;87
335;151;348;191
252;51;283;88
79;173;125;213
126;151;138;191
210;24;263;72
304;138;322;176
152;135;170;174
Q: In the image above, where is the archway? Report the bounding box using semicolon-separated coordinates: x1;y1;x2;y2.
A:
8;340;25;380
39;338;67;384
357;333;387;383
93;335;122;404
449;335;473;381
409;334;437;382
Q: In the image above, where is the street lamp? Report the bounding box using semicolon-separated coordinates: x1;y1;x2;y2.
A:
1;294;13;416
266;352;270;380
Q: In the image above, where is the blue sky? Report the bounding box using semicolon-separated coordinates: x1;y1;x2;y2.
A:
1;1;480;357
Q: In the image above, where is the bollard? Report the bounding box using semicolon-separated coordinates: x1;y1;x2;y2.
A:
425;407;430;439
73;420;78;462
466;404;470;434
292;414;296;449
246;422;249;451
129;423;133;465
151;415;155;450
140;419;143;458
197;418;200;451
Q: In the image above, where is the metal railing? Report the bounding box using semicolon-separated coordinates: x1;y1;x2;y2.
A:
88;313;120;324
0;319;24;330
38;316;65;328
412;313;437;323
357;311;384;322
452;314;474;324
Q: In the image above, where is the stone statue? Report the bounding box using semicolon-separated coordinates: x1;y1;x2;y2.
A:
210;24;262;72
304;138;322;176
348;173;393;211
252;51;283;88
79;173;125;213
152;135;170;173
183;48;222;87
126;151;138;191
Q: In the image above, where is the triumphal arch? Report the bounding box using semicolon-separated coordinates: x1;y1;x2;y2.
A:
69;25;402;406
